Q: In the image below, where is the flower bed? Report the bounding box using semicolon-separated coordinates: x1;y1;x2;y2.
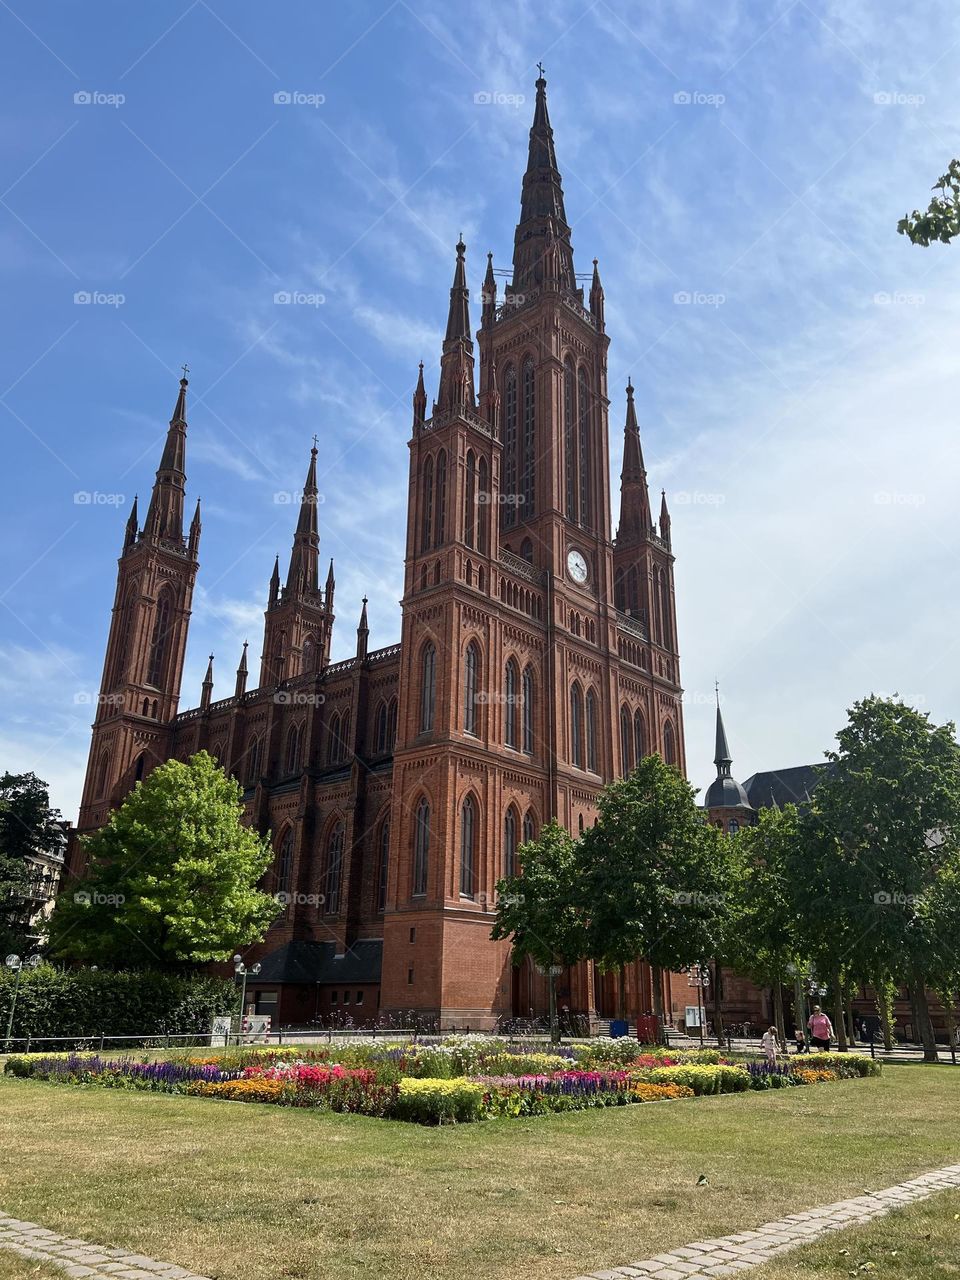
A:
3;1038;878;1124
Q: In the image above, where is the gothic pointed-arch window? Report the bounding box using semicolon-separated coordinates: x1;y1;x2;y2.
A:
522;809;536;844
302;634;318;674
133;752;146;783
504;658;519;748
413;797;430;896
660;569;672;649
275;828;294;897
614;566;625;613
570;683;584;769
586;688;598;772
653;566;665;645
620;705;633;777
95;750;110;798
634;709;646;763
377;819;390;912
460;794;477;898
464;641;480;736
421;454;434;551
286;722;303;773
325;820;345;913
578;365;591;530
147;590;172;688
663;719;677;767
247;734;262;785
420;643;436;733
520;358;536;521
435;449;447;545
387;696;398;747
111;587;138;689
519;537;533;564
375;700;388;753
522;664;534;754
477;456;489;553
502;365;518;530
563;357;577;520
464;450;476;548
504;806;518;878
142;698;149;717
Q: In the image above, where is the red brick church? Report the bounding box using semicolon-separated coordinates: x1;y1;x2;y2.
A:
71;76;687;1029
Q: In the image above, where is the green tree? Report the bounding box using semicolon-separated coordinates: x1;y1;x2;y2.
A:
578;756;729;1031
0;772;65;955
804;695;960;1062
49;752;280;968
728;804;807;1045
491;820;588;1043
898;160;960;245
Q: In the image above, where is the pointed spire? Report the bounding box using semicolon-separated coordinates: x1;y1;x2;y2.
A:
325;558;335;611
145;373;189;544
188;498;201;556
436;240;476;414
269;554;280;605
615;381;652;544
200;653;214;711
481;251;497;327
356;596;369;660
659;489;672;547
235;641;248;699
285;444;320;595
589;258;605;329
511;71;575;294
714;687;732;773
413;361;427;430
123;495;139;550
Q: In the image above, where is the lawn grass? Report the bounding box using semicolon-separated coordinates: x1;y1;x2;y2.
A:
0;1250;70;1280
0;1065;957;1280
753;1188;960;1278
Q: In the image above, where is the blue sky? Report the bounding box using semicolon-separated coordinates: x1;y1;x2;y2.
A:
3;0;960;820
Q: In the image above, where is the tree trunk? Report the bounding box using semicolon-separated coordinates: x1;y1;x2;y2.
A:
773;981;786;1047
832;968;847;1051
548;969;559;1045
937;988;956;1052
875;975;894;1051
845;988;857;1045
651;964;665;1039
911;974;939;1063
713;959;725;1048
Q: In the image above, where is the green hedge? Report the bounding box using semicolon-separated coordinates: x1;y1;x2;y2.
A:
0;965;235;1041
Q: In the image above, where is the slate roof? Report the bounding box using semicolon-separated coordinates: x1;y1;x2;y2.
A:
743;762;834;811
254;939;382;986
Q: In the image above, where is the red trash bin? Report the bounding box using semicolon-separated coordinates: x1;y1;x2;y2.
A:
636;1014;660;1044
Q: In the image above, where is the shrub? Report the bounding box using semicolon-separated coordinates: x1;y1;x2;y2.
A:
794;1068;839;1084
631;1082;695;1102
394;1078;486;1125
802;1052;881;1078
643;1064;751;1095
188;1077;291;1104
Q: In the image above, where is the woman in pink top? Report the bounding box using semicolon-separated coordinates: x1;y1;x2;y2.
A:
808;1006;833;1050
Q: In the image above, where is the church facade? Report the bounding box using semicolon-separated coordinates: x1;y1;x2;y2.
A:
71;76;685;1029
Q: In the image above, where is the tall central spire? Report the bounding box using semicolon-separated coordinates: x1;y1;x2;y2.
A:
615;381;652;544
145;374;189;545
435;238;476;414
511;72;575;294
286;444;320;594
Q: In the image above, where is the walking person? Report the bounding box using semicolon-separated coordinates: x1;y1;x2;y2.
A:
761;1024;780;1064
794;1024;806;1053
808;1005;833;1051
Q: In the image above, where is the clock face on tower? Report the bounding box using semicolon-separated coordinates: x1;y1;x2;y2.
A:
566;548;588;585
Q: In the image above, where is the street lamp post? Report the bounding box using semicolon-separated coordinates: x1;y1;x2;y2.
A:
233;954;261;1046
4;954;41;1049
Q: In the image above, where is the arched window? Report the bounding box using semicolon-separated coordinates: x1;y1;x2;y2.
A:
563;357;577;520
435;449;447;545
95;751;110;798
377;820;390;912
586;689;598;773
477;457;489;553
520;358;536;521
276;828;294;896
660;570;672;649
504;807;518;878
133;752;146;782
653;566;665;645
663;719;677;767
413;798;430;896
464;641;480;736
634;709;646;762
460;794;477;898
504;658;519;748
522;809;536;844
728;817;740;835
375;701;388;754
420;643;436;732
246;734;262;785
286;723;303;773
519;537;533;564
502;365;518;530
614;566;625;613
111;588;138;689
522;665;534;754
620;705;632;777
578;366;591;529
464;450;476;548
142;698;149;717
211;740;226;764
302;635;318;674
387;696;398;748
147;591;172;688
325;821;344;913
570;683;584;769
421;454;434;551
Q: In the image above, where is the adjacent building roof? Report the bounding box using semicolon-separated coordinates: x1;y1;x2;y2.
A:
743;763;833;811
253;939;382;986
